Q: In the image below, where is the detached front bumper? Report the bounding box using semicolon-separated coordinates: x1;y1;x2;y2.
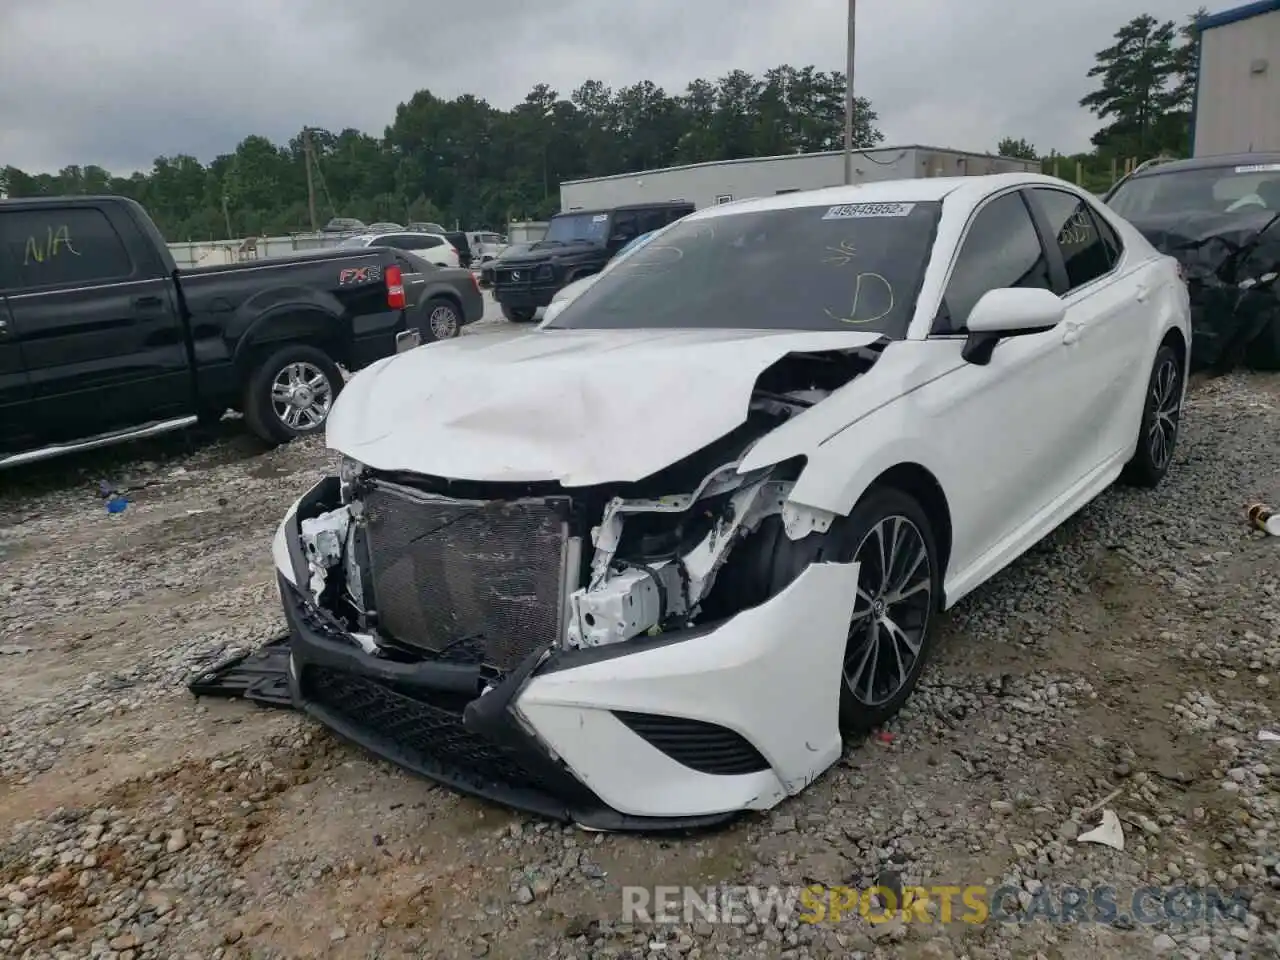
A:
273;480;855;829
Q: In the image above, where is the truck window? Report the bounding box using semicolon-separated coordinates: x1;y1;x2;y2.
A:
611;211;639;242
636;209;667;233
1;207;134;290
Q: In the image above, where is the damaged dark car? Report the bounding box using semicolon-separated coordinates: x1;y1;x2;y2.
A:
1105;152;1280;371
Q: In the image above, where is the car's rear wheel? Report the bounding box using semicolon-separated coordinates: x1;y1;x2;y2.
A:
422;297;462;341
836;488;941;734
1120;344;1182;488
502;305;538;323
243;344;344;445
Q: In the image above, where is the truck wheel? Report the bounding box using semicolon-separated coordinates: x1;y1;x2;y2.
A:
243;345;344;445
502;305;538;323
422;296;462;341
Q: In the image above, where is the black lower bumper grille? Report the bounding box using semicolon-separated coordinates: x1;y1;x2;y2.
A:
613;711;771;776
302;666;554;793
362;482;572;671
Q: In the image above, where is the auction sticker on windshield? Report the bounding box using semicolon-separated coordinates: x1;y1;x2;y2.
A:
1235;163;1280;174
822;202;916;220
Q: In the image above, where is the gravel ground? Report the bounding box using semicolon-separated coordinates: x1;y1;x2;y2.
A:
0;357;1277;960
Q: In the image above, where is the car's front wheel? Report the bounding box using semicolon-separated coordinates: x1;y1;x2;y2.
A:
1120;343;1183;488
836;487;941;734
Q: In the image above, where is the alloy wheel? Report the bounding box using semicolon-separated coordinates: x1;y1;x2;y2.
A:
842;515;933;707
270;361;333;431
1149;356;1181;470
429;304;460;339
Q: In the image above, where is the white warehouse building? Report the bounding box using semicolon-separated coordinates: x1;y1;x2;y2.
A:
558;145;1039;212
1192;0;1280;155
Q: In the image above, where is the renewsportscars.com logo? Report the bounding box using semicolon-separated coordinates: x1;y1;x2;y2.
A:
621;884;1250;927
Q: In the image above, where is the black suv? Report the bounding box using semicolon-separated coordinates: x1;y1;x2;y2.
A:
490;201;694;322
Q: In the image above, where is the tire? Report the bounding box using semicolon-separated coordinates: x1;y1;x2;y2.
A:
420;296;462;341
242;344;344;445
1120;344;1183;488
832;487;943;734
502;305;538;323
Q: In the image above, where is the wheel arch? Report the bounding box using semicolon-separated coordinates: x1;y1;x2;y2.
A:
863;462;953;605
234;306;352;385
789;451;954;609
1160;324;1189;380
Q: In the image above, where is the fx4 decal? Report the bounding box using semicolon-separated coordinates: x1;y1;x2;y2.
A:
338;265;382;285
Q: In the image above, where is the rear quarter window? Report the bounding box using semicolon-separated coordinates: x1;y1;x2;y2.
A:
1;207;134;290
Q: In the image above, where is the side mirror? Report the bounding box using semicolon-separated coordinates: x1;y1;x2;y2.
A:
961;288;1065;365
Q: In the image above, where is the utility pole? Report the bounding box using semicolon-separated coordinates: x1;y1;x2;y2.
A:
843;0;856;185
303;127;319;232
221;193;233;240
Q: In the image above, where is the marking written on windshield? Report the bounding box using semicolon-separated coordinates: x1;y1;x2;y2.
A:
24;225;81;266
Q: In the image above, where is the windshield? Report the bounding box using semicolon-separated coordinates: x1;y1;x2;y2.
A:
1108;164;1280;220
546;201;941;337
543;212;610;244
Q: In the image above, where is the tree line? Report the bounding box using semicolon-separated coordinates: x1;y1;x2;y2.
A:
0;10;1203;240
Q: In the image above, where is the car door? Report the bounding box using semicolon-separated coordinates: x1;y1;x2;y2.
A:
1024;186;1150;472
0;203;191;444
925;189;1086;573
0;293;32;453
606;211;640;257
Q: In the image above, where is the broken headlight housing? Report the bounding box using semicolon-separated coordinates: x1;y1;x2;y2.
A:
338;455;365;500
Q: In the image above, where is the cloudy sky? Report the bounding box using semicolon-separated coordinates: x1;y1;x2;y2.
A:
1;0;1205;175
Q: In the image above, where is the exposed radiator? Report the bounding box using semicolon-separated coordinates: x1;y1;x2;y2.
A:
362;481;574;671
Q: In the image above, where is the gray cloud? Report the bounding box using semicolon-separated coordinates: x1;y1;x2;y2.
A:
0;0;1199;175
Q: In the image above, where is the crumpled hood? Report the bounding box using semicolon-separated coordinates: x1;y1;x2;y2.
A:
326;327;884;485
1128;209;1280;370
1128;209;1279;280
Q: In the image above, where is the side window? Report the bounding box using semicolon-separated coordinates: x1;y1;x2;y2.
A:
611;211;639;241
417;236;442;249
667;206;692;224
636;209;667;234
1;207;134;290
1031;188;1117;290
936;192;1053;334
1096;212;1123;266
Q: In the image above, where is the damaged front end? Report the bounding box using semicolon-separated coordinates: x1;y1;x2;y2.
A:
274;345;879;827
1136;211;1280;372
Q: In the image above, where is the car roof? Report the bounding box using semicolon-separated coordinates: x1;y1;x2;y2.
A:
683;173;1080;222
1126;152;1280;178
366;231;441;239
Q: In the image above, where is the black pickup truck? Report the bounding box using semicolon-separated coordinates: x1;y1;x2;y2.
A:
1;195;419;467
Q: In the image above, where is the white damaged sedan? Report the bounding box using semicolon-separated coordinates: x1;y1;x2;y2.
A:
272;174;1190;830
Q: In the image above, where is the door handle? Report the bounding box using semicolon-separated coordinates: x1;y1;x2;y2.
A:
1135;283;1149;303
1061;321;1082;345
133;295;164;311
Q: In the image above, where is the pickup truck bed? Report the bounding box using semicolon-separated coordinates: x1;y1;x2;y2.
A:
1;196;417;465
